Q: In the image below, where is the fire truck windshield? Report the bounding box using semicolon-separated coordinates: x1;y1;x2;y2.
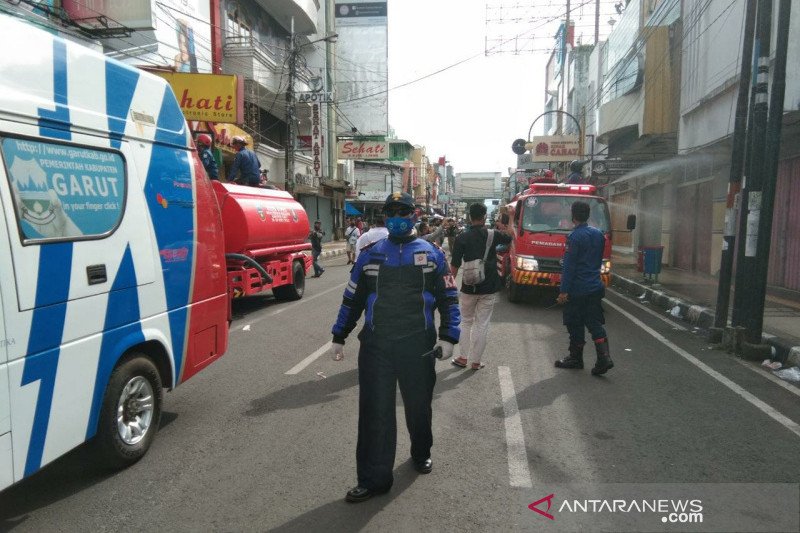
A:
521;196;610;234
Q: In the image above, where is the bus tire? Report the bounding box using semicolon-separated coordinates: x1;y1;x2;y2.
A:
95;354;163;469
273;260;305;301
507;277;523;303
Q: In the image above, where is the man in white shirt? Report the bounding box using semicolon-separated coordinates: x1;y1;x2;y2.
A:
345;218;362;265
355;216;389;260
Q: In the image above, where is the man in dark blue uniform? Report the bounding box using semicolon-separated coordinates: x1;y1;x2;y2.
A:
228;135;261;186
555;200;613;375
196;134;218;180
331;192;461;503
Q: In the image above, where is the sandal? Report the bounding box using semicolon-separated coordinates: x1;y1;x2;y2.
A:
471;362;485;371
451;357;468;368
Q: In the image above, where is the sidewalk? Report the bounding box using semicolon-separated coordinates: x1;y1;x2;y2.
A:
611;252;800;365
319;239;348;260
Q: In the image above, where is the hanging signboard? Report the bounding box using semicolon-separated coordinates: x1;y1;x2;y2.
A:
311;103;323;178
338;140;388;160
529;135;580;162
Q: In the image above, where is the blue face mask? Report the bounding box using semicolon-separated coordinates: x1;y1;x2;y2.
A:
386;215;416;236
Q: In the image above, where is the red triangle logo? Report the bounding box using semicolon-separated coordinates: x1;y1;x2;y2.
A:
528;493;555;520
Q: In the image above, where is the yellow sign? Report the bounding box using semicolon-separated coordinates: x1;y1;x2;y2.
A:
150;71;244;123
213;123;254;155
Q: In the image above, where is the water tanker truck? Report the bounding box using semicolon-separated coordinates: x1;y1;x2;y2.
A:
212;181;313;303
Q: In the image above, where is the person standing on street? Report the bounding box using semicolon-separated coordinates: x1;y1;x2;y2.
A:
554;201;614;375
309;220;325;278
449;202;512;370
565;160;586;184
228;136;261;186
196;134;218;180
354;216;388;261
330;192;461;503
344;219;361;264
444;218;458;256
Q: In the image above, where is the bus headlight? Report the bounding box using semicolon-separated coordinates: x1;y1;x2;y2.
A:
601;260;611;274
516;256;539;271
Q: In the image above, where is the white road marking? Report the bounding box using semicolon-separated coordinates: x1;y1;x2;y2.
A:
733;358;800;399
286;342;333;375
498;366;533;488
607;288;686;331
604;298;800;439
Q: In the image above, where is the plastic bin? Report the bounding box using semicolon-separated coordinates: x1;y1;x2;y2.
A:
639;246;664;283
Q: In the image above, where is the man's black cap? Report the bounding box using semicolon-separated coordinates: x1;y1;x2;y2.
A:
383;192;415;210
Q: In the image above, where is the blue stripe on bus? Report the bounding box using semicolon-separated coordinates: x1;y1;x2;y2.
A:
21;242;73;476
37;39;71;141
105;62;139;149
85;245;145;439
143;87;195;382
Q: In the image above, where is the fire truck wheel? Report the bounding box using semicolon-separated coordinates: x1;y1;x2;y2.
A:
273;260;306;301
507;277;523;303
94;354;163;469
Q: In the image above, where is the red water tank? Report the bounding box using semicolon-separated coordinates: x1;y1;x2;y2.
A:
212;181;310;255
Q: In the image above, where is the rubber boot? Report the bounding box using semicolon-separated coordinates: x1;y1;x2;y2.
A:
555;342;584;369
591;338;614;375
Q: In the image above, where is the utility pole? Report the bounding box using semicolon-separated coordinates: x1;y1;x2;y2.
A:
746;0;792;344
325;0;337;184
711;0;757;338
285;17;296;194
730;0;773;347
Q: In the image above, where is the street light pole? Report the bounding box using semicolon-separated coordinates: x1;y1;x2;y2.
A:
285;17;296;194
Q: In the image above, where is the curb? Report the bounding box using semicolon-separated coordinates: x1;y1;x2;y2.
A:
320;248;346;260
611;272;800;364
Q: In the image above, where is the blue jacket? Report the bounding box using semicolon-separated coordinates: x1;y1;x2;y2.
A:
561;222;605;296
199;147;218;179
229;148;261;185
332;234;461;345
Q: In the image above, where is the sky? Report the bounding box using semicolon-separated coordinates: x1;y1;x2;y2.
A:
386;0;618;175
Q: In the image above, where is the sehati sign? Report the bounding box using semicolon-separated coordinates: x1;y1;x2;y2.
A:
337;140;388;159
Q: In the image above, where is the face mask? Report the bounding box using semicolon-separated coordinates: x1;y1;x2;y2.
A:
386;215;416;236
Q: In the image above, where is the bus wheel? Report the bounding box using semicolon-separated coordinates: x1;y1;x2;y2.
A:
507;276;523;303
95;354;163;469
273;260;305;301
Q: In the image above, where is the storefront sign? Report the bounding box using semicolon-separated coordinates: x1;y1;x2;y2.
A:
298;91;334;103
530;135;580;162
212;123;253;155
311;103;323;178
150;72;244;123
338;140;388;160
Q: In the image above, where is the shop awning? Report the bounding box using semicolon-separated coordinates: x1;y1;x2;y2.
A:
345;202;362;216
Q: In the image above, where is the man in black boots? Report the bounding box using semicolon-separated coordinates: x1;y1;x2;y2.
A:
554;201;614;376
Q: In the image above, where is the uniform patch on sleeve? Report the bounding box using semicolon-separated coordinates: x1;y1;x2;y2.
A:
443;274;457;289
414;251;428;266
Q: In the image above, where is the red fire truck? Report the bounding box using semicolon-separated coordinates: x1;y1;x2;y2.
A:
498;179;612;302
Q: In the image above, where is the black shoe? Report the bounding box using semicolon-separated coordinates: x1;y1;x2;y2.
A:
555;356;583;369
413;458;433;474
345;486;389;503
555;342;585;369
591;339;614;375
591;359;614;375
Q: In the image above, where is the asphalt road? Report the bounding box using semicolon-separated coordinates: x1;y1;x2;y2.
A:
2;254;799;532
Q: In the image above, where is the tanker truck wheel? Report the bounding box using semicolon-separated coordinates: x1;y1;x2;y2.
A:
273;260;305;301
